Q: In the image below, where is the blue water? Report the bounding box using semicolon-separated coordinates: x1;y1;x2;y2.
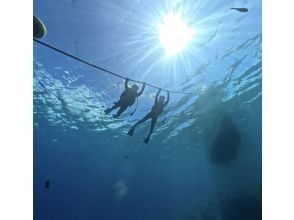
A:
34;0;262;219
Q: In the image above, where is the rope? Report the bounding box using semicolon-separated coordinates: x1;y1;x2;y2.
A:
34;38;193;95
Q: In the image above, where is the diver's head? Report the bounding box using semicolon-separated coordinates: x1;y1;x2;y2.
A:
159;95;165;103
131;84;139;91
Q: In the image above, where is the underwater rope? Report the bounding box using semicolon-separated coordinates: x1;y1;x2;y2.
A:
34;38;193;95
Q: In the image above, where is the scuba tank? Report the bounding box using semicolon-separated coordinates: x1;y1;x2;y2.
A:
130;97;139;116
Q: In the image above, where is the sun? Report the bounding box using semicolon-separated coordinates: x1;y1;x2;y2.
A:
159;13;195;56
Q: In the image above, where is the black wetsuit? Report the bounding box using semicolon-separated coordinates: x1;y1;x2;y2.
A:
128;90;169;143
105;79;145;117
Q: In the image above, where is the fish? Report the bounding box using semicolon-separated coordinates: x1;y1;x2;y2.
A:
231;8;249;13
45;180;50;189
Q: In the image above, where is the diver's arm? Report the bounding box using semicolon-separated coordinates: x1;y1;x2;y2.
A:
125;78;130;89
164;91;170;107
155;89;161;103
137;82;146;96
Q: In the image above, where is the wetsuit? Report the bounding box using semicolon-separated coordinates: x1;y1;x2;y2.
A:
128;90;169;143
105;79;145;117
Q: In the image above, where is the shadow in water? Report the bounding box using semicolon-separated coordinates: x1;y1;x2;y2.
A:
210;114;241;164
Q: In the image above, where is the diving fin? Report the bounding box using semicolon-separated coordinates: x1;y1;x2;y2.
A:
128;127;135;136
143;136;150;144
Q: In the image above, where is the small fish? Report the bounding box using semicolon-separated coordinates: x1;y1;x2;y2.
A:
45;180;50;189
124;155;128;160
231;8;249;13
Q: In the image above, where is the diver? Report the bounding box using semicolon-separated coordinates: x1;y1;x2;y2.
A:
128;89;169;144
104;78;146;117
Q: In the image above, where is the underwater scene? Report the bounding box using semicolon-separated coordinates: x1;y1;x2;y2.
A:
34;0;261;219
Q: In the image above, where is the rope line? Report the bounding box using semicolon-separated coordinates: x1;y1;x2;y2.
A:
34;38;193;95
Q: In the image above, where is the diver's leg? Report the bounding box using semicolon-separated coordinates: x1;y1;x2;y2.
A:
144;116;157;144
114;105;128;117
134;113;152;127
128;113;151;136
104;102;120;114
